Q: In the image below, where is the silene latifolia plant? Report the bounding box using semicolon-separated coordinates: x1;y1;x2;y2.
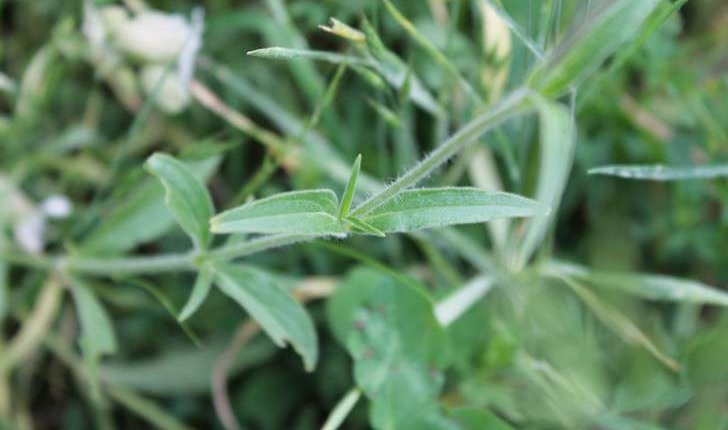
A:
2;0;728;429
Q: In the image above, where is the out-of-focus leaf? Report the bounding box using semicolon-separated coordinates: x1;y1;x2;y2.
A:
102;337;276;395
145;153;215;250
210;189;346;236
321;388;362;430
686;317;728;387
248;47;367;65
549;261;728;307
214;263;318;371
0;232;7;323
450;407;515;430
360;188;544;233
588;164;728;181
70;277;117;358
107;386;194;430
82;157;220;254
327;268;455;429
16;45;57;118
360;17;443;116
178;264;215;322
558;275;679;371
514;97;575;267
529;0;661;96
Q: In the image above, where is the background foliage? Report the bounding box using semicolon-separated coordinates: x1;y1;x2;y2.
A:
1;0;728;429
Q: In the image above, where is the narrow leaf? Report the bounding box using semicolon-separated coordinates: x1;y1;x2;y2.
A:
145;153;215;250
247;47;368;65
451;407;515;430
559;275;680;371
529;0;661;96
344;216;386;237
322;388;362;430
83;156;220;254
210;189;346;236
548;261;728;307
70;277;117;358
589;164;728;181
214;264;318;371
338;154;362;218
178;265;215;322
360;187;544;233
514;97;575;268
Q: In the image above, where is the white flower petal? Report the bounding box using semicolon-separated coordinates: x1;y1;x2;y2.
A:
141;65;190;114
116;11;191;62
42;195;72;218
177;7;204;89
14;212;46;255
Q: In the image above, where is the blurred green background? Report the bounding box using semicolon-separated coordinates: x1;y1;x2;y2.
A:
1;0;728;429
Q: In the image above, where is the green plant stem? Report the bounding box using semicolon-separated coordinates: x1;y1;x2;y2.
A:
60;253;195;275
350;87;530;216
209;234;315;262
0;234;317;277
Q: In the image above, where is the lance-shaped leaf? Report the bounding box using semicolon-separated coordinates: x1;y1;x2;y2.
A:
83;154;221;254
178;264;215;322
145;153;215;250
359;187;544;233
70;277;117;359
559;275;679;371
548;261;728;307
514;97;575;268
529;0;661;96
214;264;318;371
210;189;346;236
338;154;362;218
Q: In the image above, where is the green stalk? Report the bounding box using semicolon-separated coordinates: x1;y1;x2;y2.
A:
209;234;315;262
27;235;315;276
59;253;194;275
350;88;530;216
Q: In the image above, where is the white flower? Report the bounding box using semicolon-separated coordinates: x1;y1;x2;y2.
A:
115;11;194;63
41;195;73;219
0;176;72;255
81;4;204;115
14;212;45;255
140;65;190;114
177;7;204;89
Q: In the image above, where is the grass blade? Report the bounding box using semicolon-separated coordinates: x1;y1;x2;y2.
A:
513;96;575;268
321;388;362;430
247;47;369;65
588;164;728;181
548;261;728;307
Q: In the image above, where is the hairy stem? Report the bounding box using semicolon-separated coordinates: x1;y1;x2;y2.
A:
209;234;316;262
350;87;530;216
